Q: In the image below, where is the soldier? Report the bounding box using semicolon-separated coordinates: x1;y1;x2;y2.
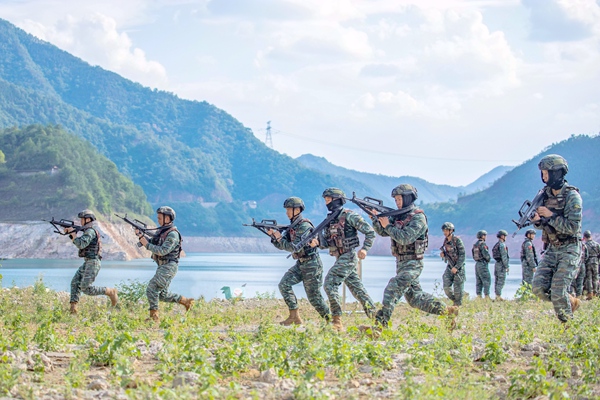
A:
531;154;582;323
472;230;491;299
268;197;331;325
66;209;118;314
366;185;458;333
492;230;509;301
583;231;600;300
319;188;376;332
135;206;193;322
521;229;539;286
570;244;588;297
440;222;466;306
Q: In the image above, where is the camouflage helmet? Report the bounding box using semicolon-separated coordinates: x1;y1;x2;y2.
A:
283;197;305;212
476;230;487;239
497;230;508;238
77;209;96;221
525;229;536;236
322;187;346;199
441;222;455;231
156;206;176;221
391;184;418;199
538;154;568;174
584;230;592;238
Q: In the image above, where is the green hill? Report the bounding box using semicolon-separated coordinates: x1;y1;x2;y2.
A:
0;124;151;220
425;134;600;234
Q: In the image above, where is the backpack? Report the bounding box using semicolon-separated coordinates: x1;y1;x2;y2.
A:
492;242;502;262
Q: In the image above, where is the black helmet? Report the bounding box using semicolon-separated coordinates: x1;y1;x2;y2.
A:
476;230;487;239
525;229;536;236
283;197;305;212
538;154;568;174
78;209;96;221
157;206;176;221
584;230;592;239
441;222;455;231
497;230;508;238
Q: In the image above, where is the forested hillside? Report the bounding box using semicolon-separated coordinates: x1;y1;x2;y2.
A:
0;125;151;220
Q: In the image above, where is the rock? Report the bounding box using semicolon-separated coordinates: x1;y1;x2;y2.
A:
358;365;373;373
521;342;546;354
258;368;278;384
571;365;582;378
520;350;535;358
348;380;360;388
172;372;200;388
87;379;109;390
494;375;508;384
278;378;295;391
360;378;374;386
393;353;411;363
252;382;272;390
45;352;75;359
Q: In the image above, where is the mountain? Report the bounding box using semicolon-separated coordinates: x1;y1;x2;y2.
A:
0;18;370;235
296;154;512;204
425;134;600;235
0;124;151;220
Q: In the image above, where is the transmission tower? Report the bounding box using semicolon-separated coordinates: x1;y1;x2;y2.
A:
265;121;273;148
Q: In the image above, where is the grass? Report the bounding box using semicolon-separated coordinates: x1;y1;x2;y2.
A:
0;279;600;398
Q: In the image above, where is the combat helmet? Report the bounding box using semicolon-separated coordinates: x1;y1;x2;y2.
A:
322;188;346;199
441;222;455;231
525;229;536;236
283;197;305;212
497;230;508;238
78;209;96;221
584;230;592;239
391;184;418;199
538;154;568;174
156;206;176;221
476;230;487;239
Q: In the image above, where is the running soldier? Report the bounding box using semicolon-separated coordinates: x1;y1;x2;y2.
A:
440;222;466;306
492;230;509;301
521;229;539;286
136;206;193;322
269;197;331;325
531;154;583;323
583;231;600;300
66;209;118;314
472;230;491;299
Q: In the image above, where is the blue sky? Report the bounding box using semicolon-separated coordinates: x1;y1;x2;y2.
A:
1;0;599;186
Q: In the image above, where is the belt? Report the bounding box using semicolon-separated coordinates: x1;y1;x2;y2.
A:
553;237;579;246
395;254;422;261
297;254;318;263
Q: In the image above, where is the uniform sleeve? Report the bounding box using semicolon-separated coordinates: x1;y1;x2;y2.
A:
383;213;427;245
500;242;509;267
73;228;95;250
456;237;466;269
481;243;491;262
547;190;582;236
146;231;179;256
370;217;389;237
346;211;375;252
272;221;312;253
525;242;536;266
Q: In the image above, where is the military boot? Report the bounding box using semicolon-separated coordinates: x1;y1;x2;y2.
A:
485;295;491;300
586;292;594;301
332;316;344;332
445;305;459;330
105;288;119;307
280;309;303;326
147;310;159;322
69;302;78;315
495;296;504;302
178;296;194;312
569;294;581;312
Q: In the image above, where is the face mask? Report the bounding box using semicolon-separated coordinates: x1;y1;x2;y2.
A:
326;198;344;212
543;170;565;190
402;194;415;208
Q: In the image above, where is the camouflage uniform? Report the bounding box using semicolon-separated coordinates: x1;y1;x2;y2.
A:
571;244;588;297
472;238;491;296
273;215;330;318
532;183;582;322
70;226;106;303
441;235;466;306
584;238;600;296
372;209;447;326
322;209;376;317
145;224;183;310
520;238;538;286
493;241;509;297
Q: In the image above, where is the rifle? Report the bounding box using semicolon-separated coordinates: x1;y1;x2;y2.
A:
512;189;546;237
114;213;161;247
242;218;289;237
289;208;343;255
43;218;85;236
440;243;457;268
348;192;415;218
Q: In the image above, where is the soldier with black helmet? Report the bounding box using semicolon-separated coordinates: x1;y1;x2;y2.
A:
583;230;600;300
365;184;458;334
66;209;118;314
136;206;193;322
472;230;491;299
268;197;331;325
531;154;583;323
318;187;376;332
492;230;509;301
440;222;466;306
521;229;538;286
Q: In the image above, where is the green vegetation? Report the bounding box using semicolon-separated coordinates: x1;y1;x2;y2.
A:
1;281;600;398
0;124;151;221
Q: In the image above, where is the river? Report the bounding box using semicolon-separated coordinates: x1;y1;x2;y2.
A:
0;253;526;301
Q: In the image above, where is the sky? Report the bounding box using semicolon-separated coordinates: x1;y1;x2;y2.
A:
1;0;599;186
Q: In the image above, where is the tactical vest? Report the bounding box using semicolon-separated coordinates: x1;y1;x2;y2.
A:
442;235;461;266
78;227;102;259
580;244;589;265
472;240;486;262
390;210;428;260
325;210;360;256
287;218;317;260
541;185;580;247
150;225;182;264
520;239;538;264
492;241;506;262
584;241;600;263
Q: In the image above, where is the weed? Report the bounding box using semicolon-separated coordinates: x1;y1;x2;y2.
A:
115;279;148;306
515;283;537;302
